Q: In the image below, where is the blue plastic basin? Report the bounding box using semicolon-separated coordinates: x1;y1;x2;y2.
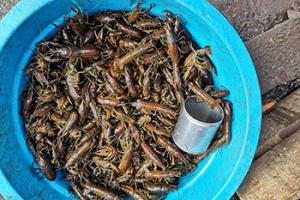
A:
0;0;262;199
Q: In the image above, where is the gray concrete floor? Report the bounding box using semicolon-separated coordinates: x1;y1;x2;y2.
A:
0;0;18;19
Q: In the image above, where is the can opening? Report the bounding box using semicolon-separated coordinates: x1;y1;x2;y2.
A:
185;96;223;123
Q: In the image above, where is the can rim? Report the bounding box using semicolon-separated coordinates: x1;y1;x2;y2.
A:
183;96;224;126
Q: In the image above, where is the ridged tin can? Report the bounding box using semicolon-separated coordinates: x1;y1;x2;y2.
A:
173;96;224;154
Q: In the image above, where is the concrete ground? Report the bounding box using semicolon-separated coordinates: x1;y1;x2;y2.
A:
0;0;18;19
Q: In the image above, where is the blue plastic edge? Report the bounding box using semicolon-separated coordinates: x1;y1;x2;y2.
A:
178;1;261;199
0;2;60;200
0;170;23;200
0;0;262;199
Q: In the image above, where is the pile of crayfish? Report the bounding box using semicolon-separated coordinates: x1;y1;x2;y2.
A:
22;3;232;200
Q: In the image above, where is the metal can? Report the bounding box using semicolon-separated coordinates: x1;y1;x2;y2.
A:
173;96;224;154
